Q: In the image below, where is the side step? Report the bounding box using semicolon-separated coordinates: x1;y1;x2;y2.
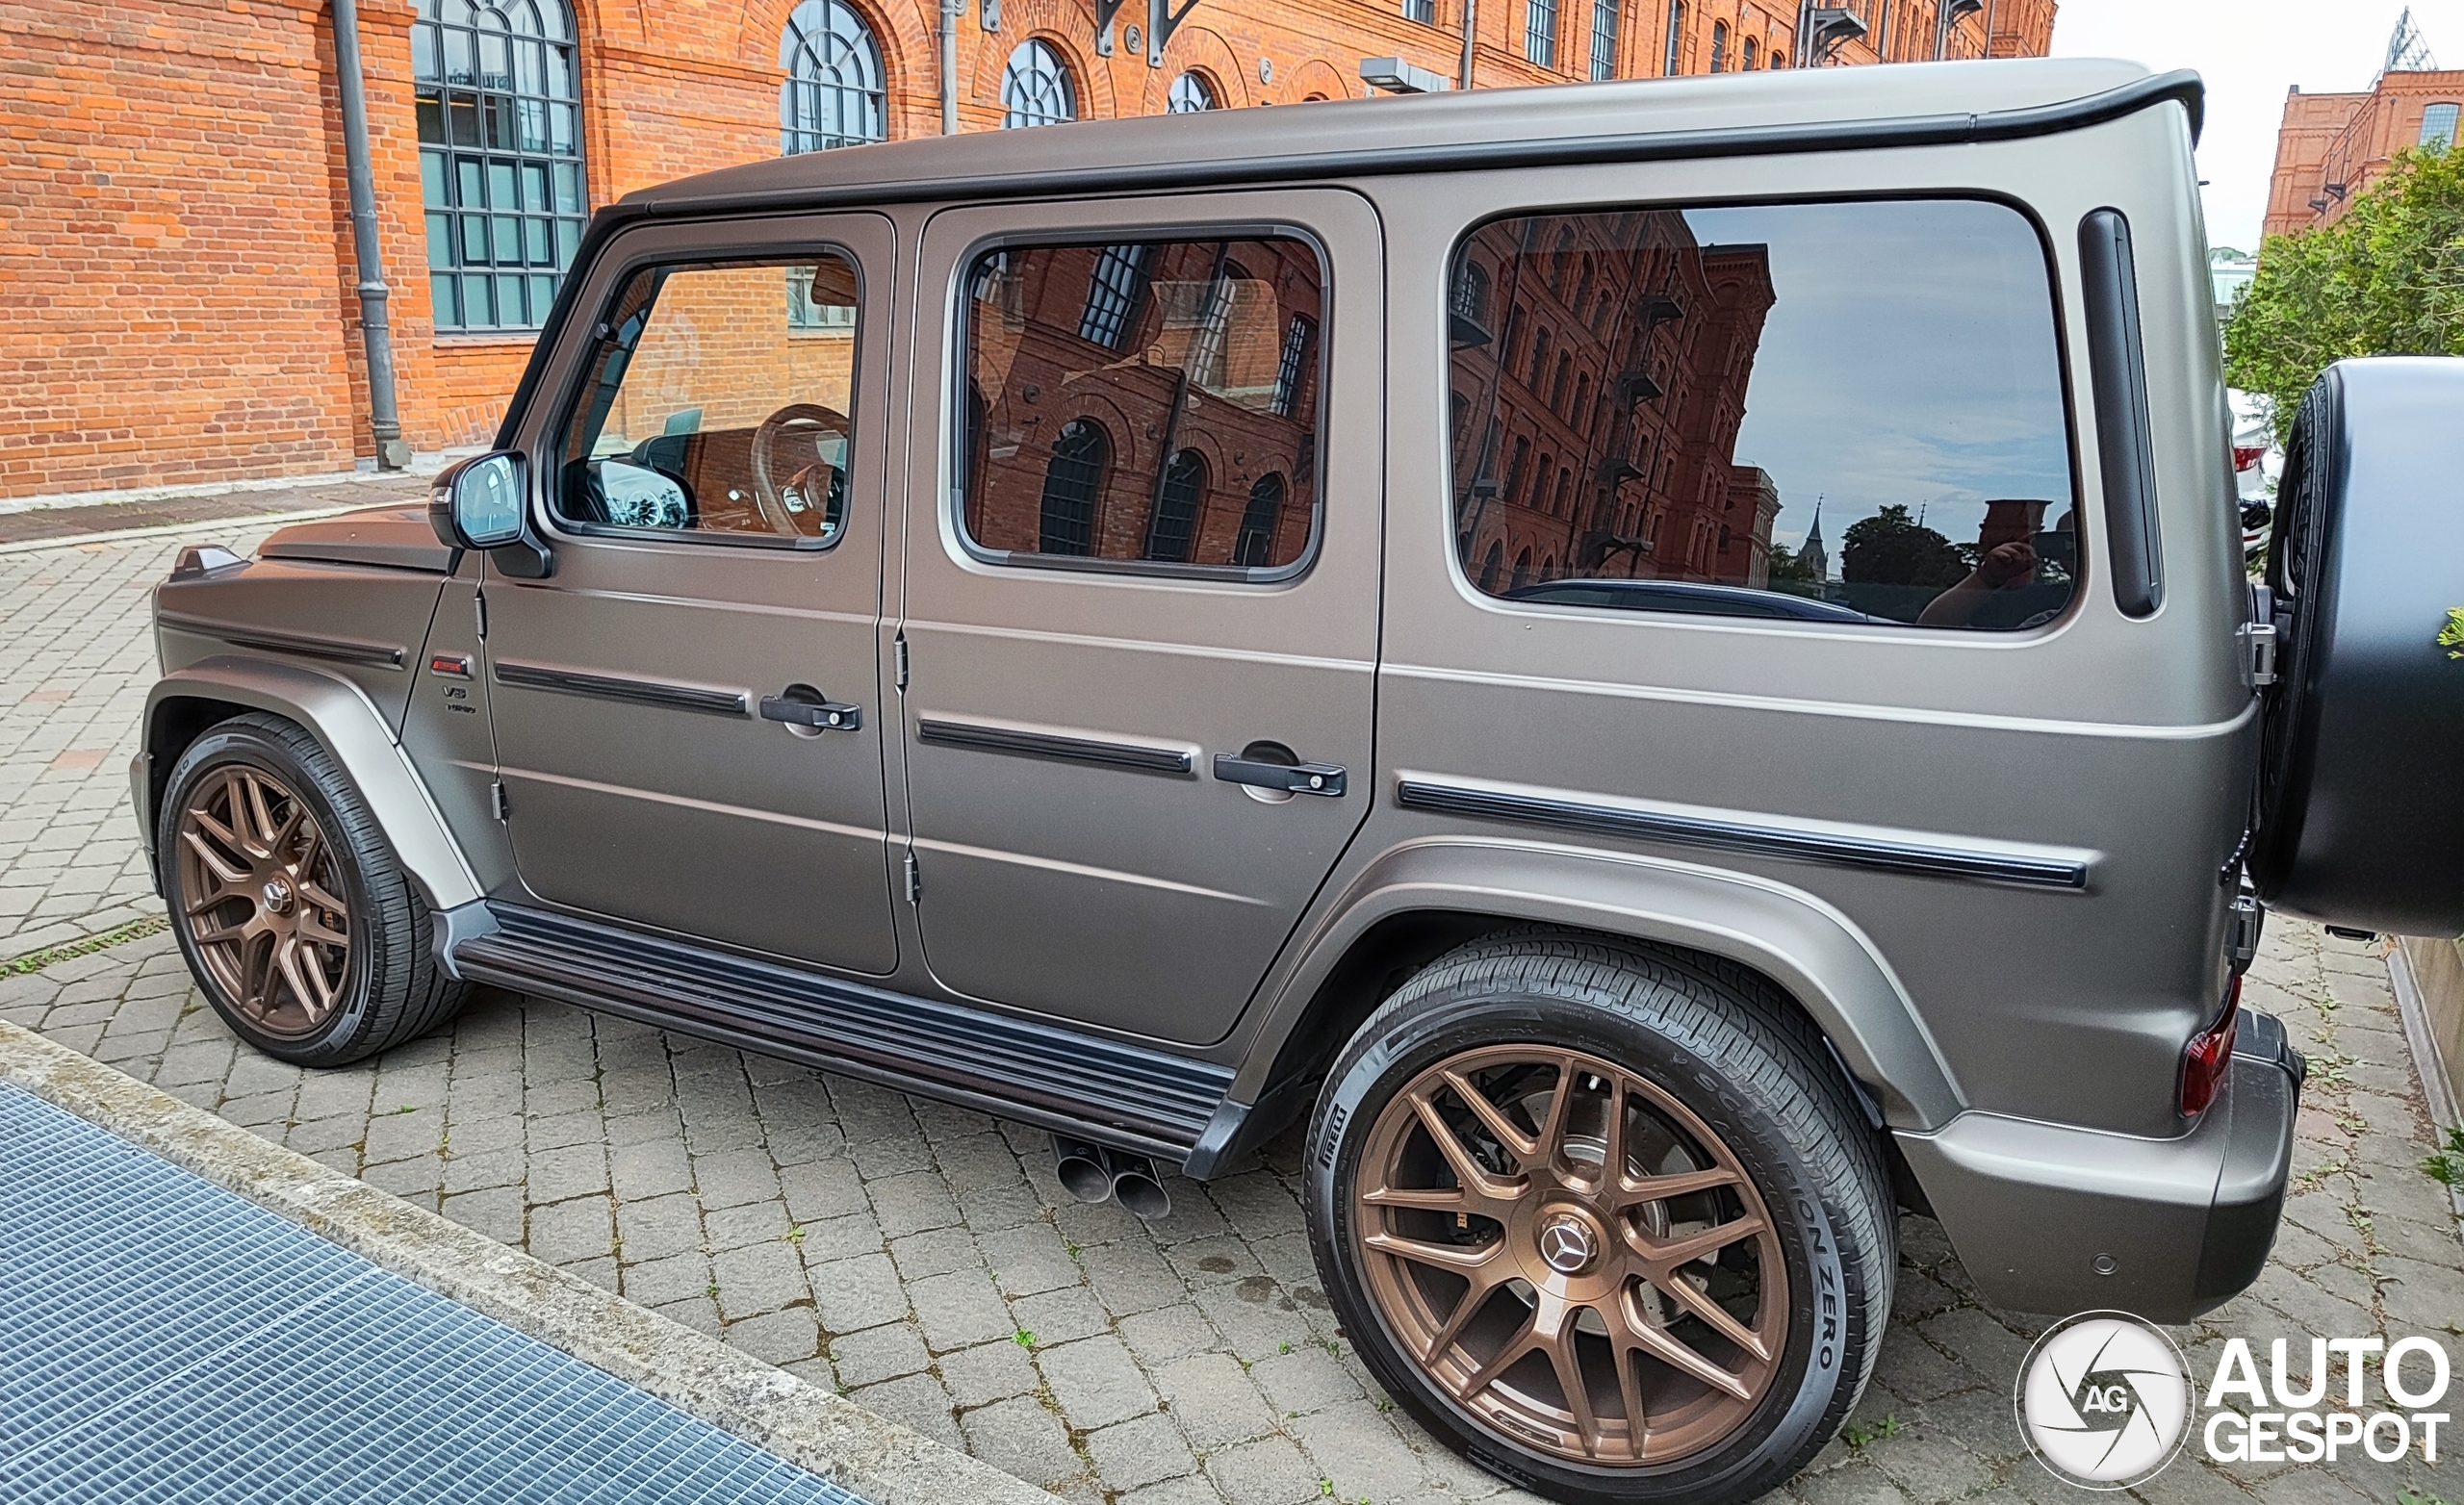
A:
449;905;1236;1163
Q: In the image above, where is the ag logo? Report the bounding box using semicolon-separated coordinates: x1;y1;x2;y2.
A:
2015;1312;2194;1489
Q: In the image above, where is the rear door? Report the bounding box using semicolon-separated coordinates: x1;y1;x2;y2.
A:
895;191;1382;1044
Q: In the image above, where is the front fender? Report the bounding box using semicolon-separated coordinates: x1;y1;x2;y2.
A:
1245;835;1966;1133
136;655;483;913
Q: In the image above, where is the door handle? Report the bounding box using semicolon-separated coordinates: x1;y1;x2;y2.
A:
1213;752;1346;797
760;694;862;731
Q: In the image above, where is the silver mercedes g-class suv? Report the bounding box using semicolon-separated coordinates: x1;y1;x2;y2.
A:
134;58;2464;1504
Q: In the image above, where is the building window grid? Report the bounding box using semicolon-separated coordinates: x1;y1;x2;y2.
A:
1233;473;1286;565
1079;243;1154;349
1403;0;1438;21
1589;0;1619;79
1002;39;1078;127
1167;71;1218;112
1664;0;1685;74
2425;103;2461;147
1709;19;1727;70
781;0;887;155
413;0;587;332
1272;315;1317;417
1526;0;1558;67
1037;419;1109;553
1145;449;1207;562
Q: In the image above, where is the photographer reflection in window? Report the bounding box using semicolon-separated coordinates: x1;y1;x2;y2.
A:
1916;502;2074;630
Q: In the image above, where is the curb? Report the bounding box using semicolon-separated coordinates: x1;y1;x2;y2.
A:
0;1019;1057;1505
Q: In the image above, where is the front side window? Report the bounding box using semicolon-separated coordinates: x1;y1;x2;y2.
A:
413;0;587;332
962;237;1325;575
1002;39;1077;128
781;0;888;154
2424;102;2461;147
556;252;860;546
1450;200;2076;630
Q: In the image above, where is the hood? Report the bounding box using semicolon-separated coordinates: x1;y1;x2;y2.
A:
257;504;459;574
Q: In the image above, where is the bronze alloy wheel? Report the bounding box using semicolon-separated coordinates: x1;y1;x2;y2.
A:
1350;1044;1787;1467
175;763;353;1038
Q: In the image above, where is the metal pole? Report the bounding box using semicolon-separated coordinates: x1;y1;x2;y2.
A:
328;0;408;470
940;0;961;133
1460;0;1476;89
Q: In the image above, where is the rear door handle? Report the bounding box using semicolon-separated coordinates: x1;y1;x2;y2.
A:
1213;753;1346;797
760;694;862;731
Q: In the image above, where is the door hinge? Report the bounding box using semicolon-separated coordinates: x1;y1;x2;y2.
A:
2240;620;2278;688
474;589;488;642
903;849;922;904
893;631;910;693
491;780;509;822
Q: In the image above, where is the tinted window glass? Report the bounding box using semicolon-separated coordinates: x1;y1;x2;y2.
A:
962;237;1322;574
1450;201;2075;630
557;252;860;546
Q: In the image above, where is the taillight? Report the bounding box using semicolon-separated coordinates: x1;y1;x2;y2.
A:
2179;976;2243;1117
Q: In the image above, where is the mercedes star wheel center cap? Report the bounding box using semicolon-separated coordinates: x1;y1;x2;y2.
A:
262;878;293;912
1539;1215;1596;1275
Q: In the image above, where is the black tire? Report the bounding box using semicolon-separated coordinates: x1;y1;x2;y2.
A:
1304;929;1893;1505
159;712;469;1066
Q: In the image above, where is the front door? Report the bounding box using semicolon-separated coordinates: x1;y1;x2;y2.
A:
897;191;1382;1044
484;215;899;974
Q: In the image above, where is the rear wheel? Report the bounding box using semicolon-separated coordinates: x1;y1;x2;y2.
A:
161;713;468;1066
1305;931;1892;1505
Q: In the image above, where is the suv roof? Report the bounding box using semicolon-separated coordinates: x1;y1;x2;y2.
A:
618;58;2189;217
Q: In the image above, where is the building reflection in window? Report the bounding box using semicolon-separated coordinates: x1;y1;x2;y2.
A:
1449;199;2076;631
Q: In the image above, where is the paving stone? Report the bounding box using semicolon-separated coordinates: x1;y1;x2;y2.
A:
1085;1413;1196;1492
526;1194;614;1266
724;1306;823;1366
704;1197;791;1252
1157;1352;1278;1450
621;1251;714;1308
709;1239;809;1320
613;1192;704;1263
854;1372;963;1451
1036;1335;1154;1429
1202;1435;1321;1505
938;1337;1040;1408
829;1321;932;1388
1010;1283;1113;1348
909;1268;1014;1351
808;1253;909;1335
959;1395;1083;1491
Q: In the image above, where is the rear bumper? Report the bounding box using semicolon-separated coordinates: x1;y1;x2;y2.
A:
1894;1008;2302;1322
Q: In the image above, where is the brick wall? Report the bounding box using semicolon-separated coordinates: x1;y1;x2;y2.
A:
1;0;2055;498
2264;71;2464;240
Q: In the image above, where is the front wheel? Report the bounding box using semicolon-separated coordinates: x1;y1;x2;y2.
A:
1304;931;1894;1505
159;713;469;1067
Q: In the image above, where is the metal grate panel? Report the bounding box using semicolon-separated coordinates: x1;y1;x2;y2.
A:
0;1083;866;1505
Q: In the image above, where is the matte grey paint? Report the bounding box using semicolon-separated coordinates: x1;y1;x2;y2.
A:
142;59;2303;1321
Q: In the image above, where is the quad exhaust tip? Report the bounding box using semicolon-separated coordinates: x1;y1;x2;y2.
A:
1051;1135;1171;1220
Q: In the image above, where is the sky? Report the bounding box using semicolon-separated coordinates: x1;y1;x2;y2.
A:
1702;201;2074;559
2047;0;2464;253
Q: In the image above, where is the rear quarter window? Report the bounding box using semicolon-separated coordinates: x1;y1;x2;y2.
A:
1448;199;2077;631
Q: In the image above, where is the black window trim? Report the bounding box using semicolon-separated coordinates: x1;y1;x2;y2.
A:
1440;189;2090;638
538;232;872;553
948;217;1334;586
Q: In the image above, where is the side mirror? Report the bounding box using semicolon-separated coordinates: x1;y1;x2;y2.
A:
428;452;552;577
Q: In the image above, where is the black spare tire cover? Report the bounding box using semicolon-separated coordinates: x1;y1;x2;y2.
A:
2249;357;2464;935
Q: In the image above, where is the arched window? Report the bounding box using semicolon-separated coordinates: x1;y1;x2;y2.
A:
1511;548;1532;590
781;0;886;153
1528;327;1552;388
2425;103;2461;147
1540;554;1555;579
1233;472;1284;567
1002;39;1077;128
1451;260;1490;325
1770;48;1786;67
412;0;585;331
1571;372;1590;428
1742;36;1757;69
1552;468;1571;517
1502;436;1529;503
1573;257;1594;314
1550;353;1572;414
1525;0;1558;67
1709;20;1727;71
1588;0;1619;81
1168;71;1217;113
1528;454;1553;509
1038;419;1109;554
1663;0;1685;75
1479;541;1505;591
1144;448;1208;562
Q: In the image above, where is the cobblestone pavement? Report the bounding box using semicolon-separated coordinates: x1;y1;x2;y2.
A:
4;529;2461;1505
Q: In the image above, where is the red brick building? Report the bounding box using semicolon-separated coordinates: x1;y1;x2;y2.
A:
0;0;2054;498
2263;67;2463;238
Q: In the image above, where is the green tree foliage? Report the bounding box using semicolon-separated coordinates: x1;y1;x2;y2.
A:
1764;540;1819;584
2225;143;2464;441
1840;503;1964;587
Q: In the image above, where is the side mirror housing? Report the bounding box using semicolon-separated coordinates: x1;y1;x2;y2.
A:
428;452;552;577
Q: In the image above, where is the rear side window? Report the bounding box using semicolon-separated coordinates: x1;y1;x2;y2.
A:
1449;200;2076;630
960;236;1324;577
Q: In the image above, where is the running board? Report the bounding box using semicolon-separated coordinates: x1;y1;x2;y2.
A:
448;905;1236;1164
